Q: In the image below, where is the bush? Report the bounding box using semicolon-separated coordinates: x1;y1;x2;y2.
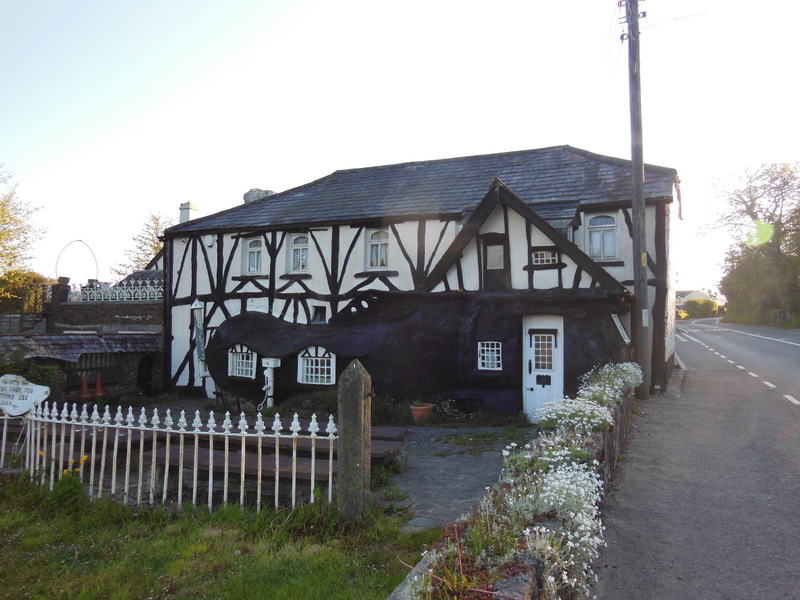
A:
683;298;718;318
0;348;63;403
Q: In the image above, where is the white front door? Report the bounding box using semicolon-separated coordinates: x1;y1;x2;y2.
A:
522;315;564;420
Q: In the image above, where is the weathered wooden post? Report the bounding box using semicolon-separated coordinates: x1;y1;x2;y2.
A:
337;360;371;519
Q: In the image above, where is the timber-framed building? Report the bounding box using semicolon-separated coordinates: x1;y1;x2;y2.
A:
162;145;678;418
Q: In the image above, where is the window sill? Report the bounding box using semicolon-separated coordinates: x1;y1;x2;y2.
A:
232;275;269;281
279;273;312;281
523;262;566;272
596;260;624;267
354;270;399;278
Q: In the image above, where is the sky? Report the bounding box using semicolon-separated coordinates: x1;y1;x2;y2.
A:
3;0;800;292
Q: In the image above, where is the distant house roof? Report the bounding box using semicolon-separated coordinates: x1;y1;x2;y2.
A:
165;145;677;236
0;334;162;363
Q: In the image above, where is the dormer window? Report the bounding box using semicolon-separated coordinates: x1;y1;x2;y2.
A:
587;215;618;260
297;346;336;385
228;344;256;379
244;239;263;274
291;235;309;272
367;229;389;269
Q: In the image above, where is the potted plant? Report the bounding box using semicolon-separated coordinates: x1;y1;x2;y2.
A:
410;400;434;424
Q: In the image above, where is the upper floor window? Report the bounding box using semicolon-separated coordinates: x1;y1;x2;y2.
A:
532;250;558;265
587;215;618;260
367;229;389;269
297;346;336;385
244;239;263;274
228;344;256;379
291;235;309;272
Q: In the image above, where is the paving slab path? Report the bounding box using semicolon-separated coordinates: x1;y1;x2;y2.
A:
389;426;536;532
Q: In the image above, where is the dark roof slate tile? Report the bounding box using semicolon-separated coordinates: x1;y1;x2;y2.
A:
166;145;677;235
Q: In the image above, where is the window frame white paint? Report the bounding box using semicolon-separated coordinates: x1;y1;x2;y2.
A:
477;341;503;371
228;344;257;379
297;346;336;385
243;238;264;275
586;214;618;260
366;229;390;270
290;234;309;273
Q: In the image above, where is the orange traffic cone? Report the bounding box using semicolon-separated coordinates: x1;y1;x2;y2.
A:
94;373;105;400
79;375;91;402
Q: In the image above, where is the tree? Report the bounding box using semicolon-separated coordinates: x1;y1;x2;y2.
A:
0;166;43;281
0;269;55;314
112;212;174;278
718;163;800;324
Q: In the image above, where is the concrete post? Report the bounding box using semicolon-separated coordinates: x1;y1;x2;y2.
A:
337;360;372;519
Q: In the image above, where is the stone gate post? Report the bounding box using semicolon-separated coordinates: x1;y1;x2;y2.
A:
336;360;372;519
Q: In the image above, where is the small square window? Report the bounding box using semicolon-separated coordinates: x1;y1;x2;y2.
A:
478;341;503;371
532;250;558;265
228;344;256;379
298;346;336;385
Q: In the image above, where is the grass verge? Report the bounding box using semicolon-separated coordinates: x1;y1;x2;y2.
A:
0;474;440;600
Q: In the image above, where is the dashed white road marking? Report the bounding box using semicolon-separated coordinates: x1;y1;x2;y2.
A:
679;326;797;406
676;334;687;342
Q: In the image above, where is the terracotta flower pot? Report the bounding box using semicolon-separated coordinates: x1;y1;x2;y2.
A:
410;403;434;424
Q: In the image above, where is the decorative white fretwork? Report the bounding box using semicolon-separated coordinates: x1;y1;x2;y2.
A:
68;279;165;302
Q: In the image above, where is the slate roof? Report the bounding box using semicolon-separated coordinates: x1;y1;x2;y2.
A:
0;334;163;363
166;145;677;236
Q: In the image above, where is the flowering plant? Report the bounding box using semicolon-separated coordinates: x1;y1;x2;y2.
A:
409;361;637;599
533;398;613;433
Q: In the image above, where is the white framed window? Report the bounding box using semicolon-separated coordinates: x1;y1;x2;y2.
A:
533;334;555;370
298;346;336;385
478;341;503;371
290;235;309;272
367;229;389;269
244;239;263;274
532;250;558;265
228;344;256;379
587;214;618;260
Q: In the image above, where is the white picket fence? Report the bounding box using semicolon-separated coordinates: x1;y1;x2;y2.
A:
2;402;338;511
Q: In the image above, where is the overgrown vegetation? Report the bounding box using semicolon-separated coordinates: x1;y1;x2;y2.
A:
0;473;440;599
0;347;63;402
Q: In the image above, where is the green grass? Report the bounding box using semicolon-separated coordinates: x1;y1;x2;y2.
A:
0;474;440;600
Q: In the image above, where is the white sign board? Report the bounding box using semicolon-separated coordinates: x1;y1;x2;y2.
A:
0;374;50;416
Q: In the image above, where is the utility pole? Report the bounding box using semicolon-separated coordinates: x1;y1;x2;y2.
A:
625;0;652;398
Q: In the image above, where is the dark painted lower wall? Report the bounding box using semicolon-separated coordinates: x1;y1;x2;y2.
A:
205;290;631;413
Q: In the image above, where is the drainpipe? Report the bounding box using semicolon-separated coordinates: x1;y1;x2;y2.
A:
260;358;281;409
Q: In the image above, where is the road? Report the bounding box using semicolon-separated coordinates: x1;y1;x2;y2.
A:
677;318;800;404
593;320;800;599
